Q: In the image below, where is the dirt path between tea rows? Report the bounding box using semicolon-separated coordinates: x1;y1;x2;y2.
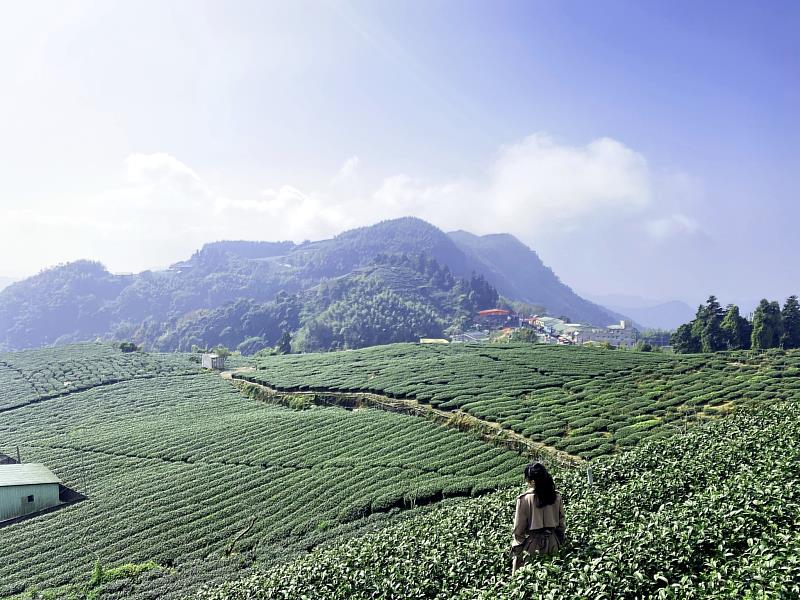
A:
221;369;583;467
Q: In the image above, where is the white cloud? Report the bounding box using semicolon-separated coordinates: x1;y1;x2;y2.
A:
645;213;700;239
488;134;652;224
0;134;703;277
125;152;205;190
330;156;361;187
373;175;467;214
367;133;657;240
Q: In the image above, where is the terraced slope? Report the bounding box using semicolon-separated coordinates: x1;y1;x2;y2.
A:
5;344;799;599
0;342;199;411
0;347;526;599
242;344;800;458
199;399;800;600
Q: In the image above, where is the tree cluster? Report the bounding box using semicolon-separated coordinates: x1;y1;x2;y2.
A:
671;295;800;353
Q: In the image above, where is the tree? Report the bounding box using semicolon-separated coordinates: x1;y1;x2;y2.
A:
700;296;725;352
237;336;268;355
213;345;231;359
720;304;750;350
671;322;701;353
277;331;292;355
751;299;783;350
688;304;707;352
781;295;800;349
510;328;539;343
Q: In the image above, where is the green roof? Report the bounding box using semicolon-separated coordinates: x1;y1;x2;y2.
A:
0;464;61;487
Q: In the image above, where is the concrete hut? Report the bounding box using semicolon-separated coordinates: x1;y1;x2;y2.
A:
0;464;61;522
201;353;226;370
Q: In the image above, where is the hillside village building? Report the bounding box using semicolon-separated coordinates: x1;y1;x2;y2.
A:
485;315;639;347
570;320;637;347
0;464;61;522
451;330;492;343
476;308;513;329
453;310;639;347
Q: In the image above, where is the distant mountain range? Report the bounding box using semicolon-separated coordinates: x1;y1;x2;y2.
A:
0;277;14;292
0;217;627;352
583;293;694;330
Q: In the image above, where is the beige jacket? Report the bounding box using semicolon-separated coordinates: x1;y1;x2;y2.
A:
512;489;565;548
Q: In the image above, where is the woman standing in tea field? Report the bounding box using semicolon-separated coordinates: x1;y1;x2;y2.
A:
510;462;565;573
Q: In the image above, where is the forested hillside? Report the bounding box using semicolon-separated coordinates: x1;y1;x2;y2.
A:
0;218;623;353
448;230;626;327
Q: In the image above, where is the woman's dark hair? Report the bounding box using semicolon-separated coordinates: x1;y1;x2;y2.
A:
524;462;557;507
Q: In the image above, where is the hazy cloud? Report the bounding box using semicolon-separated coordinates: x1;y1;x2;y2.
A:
1;134;703;277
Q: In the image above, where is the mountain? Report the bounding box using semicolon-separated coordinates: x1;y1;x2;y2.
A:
584;293;695;330
448;230;626;326
0;217;622;352
0;276;14;291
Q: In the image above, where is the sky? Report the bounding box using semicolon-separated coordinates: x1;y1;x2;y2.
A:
0;0;797;308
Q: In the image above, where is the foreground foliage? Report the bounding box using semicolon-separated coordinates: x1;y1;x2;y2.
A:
199;399;800;599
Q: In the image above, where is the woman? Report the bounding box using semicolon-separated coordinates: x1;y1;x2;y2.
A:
510;461;565;573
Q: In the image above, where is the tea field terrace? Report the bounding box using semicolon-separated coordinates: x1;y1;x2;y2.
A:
240;343;800;459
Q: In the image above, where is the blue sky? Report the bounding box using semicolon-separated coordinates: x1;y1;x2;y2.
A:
0;0;797;309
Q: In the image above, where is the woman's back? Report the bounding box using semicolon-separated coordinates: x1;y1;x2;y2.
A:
510;463;565;573
515;490;563;531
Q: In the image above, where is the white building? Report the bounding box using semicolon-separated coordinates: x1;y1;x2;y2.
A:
573;320;638;347
201;353;226;370
0;464;61;522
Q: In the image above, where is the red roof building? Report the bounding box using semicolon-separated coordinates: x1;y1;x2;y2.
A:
477;309;511;317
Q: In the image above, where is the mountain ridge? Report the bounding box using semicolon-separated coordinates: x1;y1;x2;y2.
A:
0;217;626;352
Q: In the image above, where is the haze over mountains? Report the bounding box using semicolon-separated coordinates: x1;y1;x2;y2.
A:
583;293;695;330
0;218;626;352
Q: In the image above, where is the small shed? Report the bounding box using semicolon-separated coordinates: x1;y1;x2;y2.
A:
0;464;61;522
201;353;226;370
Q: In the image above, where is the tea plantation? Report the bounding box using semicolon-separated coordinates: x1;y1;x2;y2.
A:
0;343;199;411
242;344;800;458
2;343;799;599
0;345;525;599
199;398;800;600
